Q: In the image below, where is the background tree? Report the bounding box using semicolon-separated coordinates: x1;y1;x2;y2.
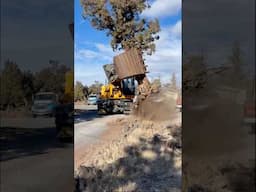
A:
183;54;208;92
75;81;85;101
0;60;24;109
229;42;243;77
224;42;244;87
171;72;177;90
88;81;103;95
34;61;69;96
81;0;160;55
83;85;89;99
22;71;35;107
151;77;161;93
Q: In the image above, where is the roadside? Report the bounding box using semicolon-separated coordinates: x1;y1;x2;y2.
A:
0;117;74;192
74;91;182;192
74;104;126;169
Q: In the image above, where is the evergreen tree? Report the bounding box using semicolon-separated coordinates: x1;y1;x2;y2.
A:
227;42;244;87
75;81;85;101
22;71;35;107
88;81;103;94
171;72;177;90
81;0;160;55
0;60;24;109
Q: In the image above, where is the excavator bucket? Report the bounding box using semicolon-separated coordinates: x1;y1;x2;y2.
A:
113;49;146;79
103;64;120;83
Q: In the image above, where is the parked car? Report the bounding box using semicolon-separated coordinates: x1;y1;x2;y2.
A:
31;92;58;117
87;94;98;105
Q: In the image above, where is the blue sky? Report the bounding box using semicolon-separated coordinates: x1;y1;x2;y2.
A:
75;0;181;86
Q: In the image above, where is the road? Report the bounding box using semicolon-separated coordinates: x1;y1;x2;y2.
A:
0;117;74;192
74;104;126;168
1;105;125;191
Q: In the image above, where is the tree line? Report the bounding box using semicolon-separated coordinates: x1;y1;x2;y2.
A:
74;81;103;102
0;60;70;110
75;73;179;102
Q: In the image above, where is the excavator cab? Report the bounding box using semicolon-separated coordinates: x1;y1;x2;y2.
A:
121;77;136;96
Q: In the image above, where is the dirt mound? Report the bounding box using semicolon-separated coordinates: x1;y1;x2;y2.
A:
75;114;182;192
74;86;182;191
134;88;177;121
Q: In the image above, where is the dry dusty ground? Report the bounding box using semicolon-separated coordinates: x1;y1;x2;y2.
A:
75;89;182;192
74;112;126;169
182;90;255;192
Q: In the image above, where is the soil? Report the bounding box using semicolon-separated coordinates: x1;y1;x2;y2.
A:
75;89;182;192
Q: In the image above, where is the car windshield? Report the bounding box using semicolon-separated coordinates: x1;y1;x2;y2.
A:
88;96;97;100
35;94;56;101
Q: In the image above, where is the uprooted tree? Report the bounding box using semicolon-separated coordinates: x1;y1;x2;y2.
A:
81;0;160;55
81;0;161;104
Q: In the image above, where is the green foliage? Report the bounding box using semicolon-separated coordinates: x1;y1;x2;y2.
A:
75;81;85;101
0;60;24;109
88;81;103;94
81;0;160;55
83;85;89;98
22;71;35;106
0;59;70;110
183;54;208;92
34;62;69;96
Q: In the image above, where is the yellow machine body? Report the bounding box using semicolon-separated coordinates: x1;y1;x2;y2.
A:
59;70;74;103
97;82;135;114
100;83;126;100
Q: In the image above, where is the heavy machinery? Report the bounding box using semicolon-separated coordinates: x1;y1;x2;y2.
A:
97;75;136;114
97;49;151;114
54;24;74;141
55;70;74;140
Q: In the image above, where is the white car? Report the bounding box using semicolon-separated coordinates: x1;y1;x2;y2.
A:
31;92;58;117
87;94;98;105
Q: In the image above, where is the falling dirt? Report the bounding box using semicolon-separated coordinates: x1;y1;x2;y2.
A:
182;88;255;192
134;88;178;122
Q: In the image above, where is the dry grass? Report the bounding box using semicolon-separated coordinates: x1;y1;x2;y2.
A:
75;89;182;191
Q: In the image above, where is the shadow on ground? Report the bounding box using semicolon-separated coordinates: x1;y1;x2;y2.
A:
75;109;103;123
75;129;181;192
75;108;128;124
0;126;71;161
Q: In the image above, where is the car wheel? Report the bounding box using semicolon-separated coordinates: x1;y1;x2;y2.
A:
33;114;37;118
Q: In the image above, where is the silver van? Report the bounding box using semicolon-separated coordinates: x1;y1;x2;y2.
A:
31;92;58;117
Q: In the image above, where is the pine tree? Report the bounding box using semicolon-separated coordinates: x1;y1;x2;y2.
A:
228;42;244;86
75;81;85;101
0;60;24;109
171;73;177;90
81;0;160;55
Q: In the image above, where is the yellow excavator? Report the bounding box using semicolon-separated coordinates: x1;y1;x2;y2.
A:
97;49;151;114
97;76;136;114
54;23;74;140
